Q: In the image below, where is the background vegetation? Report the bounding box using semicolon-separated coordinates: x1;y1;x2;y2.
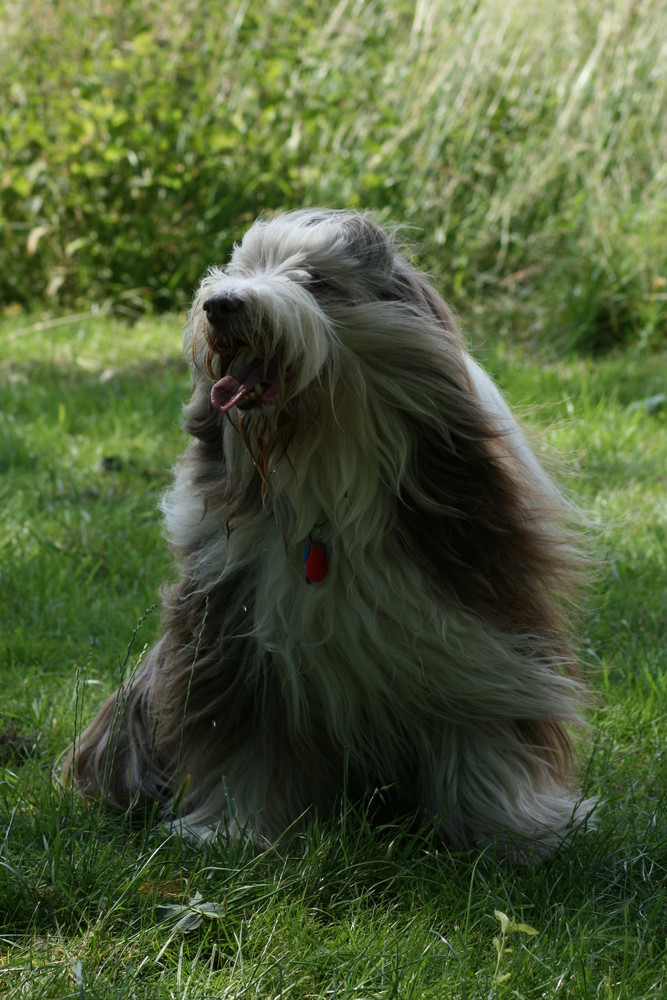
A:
1;0;665;996
1;0;665;351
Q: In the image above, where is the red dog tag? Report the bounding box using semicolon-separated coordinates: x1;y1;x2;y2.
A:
304;540;329;584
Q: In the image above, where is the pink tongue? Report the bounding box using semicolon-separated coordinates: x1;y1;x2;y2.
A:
211;358;279;413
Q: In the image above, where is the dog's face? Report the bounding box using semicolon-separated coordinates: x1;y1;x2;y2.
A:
189;211;410;420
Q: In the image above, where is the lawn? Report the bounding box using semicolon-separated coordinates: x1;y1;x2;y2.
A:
0;315;665;998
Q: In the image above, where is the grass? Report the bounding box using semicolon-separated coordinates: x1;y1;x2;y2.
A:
0;315;666;998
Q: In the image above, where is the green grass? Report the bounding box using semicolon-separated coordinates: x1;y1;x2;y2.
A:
1;316;665;997
1;0;665;351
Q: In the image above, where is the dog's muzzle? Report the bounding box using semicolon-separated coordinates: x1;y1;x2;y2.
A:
202;293;292;414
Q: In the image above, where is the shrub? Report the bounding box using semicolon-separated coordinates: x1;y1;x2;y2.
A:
1;0;664;350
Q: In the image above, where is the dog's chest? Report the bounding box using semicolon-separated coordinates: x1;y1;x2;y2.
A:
240;528;449;720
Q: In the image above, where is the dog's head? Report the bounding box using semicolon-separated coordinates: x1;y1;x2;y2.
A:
189;208;463;416
187;210;470;498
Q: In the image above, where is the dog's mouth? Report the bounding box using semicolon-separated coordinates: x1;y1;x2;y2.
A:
210;356;291;413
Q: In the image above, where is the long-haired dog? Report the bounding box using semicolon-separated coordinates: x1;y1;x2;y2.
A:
63;209;594;857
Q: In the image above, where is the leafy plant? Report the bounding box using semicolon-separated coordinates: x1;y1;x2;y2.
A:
1;0;664;350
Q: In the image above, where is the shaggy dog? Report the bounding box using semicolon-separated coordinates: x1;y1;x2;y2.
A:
63;209;594;857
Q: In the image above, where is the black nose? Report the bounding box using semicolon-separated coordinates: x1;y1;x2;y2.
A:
202;292;244;330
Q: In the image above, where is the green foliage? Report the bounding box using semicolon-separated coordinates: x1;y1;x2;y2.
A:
1;0;665;349
1;316;666;996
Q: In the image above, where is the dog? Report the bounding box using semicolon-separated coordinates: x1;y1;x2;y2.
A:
63;209;594;857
